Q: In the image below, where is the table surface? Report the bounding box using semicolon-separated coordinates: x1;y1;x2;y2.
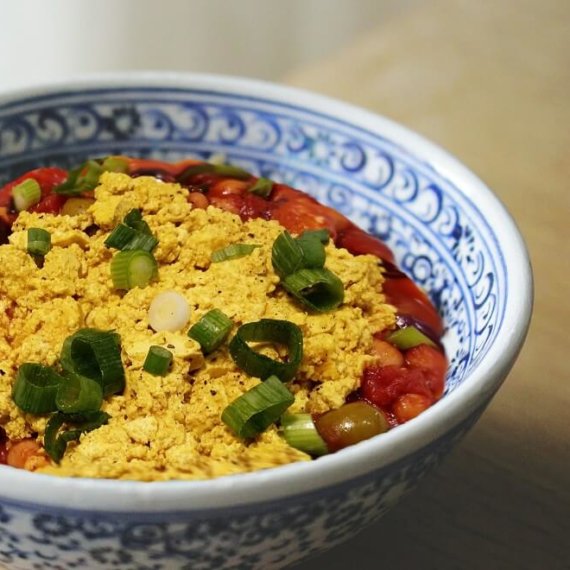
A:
286;1;570;568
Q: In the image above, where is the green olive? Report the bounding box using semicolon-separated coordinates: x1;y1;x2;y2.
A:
314;401;389;452
61;197;95;216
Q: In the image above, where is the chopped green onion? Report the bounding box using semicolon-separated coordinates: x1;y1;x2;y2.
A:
44;411;110;463
282;268;344;312
188;309;233;354
213;164;251;179
143;345;173;376
248;177;273;197
110;250;158;290
300;228;330;245
221;375;294;439
44;413;67;463
271;230;330;279
105;210;157;252
123;208;152;235
211;243;259;263
386;326;437;350
101;156;129;173
60;328;125;397
229;319;303;382
104;224;137;249
12;179;41;211
148;291;191;332
121;232;158;252
177;163;216;182
105;222;158;252
178;162;251;182
54;160;104;196
27;227;51;257
280;412;329;456
178;162;251;183
11;363;62;414
296;232;326;269
271;231;305;278
55;373;103;414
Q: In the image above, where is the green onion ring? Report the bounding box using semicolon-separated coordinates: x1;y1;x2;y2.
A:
44;411;110;463
11;363;63;414
282;268;344;312
221;375;294;439
55;373;103;414
60;328;125;397
188;309;233;354
229;319;303;382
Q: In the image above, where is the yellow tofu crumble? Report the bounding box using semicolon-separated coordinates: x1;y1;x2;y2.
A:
0;172;395;481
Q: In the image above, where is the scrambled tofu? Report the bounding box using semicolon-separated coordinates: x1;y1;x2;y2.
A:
0;173;395;481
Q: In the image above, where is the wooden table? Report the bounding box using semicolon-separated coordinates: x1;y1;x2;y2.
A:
287;1;570;568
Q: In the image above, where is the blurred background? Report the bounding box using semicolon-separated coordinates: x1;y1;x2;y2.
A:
1;1;569;569
1;0;415;89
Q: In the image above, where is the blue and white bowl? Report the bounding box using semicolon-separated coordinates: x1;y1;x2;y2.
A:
0;73;532;570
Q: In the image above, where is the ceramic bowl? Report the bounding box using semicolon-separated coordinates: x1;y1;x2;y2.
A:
0;73;532;570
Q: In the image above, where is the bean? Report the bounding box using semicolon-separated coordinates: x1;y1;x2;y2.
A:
371;338;404;367
187;192;209;210
315;401;389;452
393;393;432;423
7;439;44;470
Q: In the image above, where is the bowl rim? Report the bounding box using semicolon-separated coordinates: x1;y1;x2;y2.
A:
0;71;533;513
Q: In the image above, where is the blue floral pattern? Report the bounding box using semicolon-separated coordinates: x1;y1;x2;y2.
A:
0;410;482;570
0;85;507;569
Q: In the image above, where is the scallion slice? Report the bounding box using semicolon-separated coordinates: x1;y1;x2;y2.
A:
44;411;110;463
280;412;329;456
272;230;330;279
143;345;173;376
148;291;191;332
54;160;104;196
221;375;294;439
105;210;157;252
296;232;326;269
121;232;158;252
282;268;344;312
211;244;259;263
60;328;125;397
101;156;129;173
27;227;51;257
178;163;250;183
55;373;103;414
123;208;152;235
271;231;304;278
229;319;303;382
11;363;63;414
188;309;233;354
248;177;273;197
386;326;437;350
299;228;330;245
110;250;158;290
213;164;251;179
12;179;41;211
104;223;137;250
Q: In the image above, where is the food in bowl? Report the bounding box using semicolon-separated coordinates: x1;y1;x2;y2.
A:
0;156;447;481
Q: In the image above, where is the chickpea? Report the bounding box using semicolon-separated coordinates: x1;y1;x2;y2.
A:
6;439;46;470
188;192;209;210
371;338;404;367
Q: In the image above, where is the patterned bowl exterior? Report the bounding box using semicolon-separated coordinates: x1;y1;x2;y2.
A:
0;76;532;570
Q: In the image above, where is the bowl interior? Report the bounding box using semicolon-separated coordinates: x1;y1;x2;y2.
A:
0;80;509;397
